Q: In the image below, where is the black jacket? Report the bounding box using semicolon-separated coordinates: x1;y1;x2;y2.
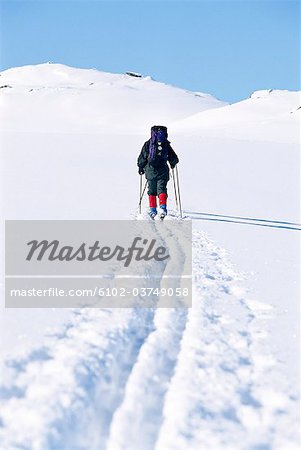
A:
137;140;179;180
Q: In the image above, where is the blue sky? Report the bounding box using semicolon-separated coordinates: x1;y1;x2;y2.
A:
0;1;299;102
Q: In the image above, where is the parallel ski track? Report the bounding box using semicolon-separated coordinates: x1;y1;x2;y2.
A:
106;218;190;450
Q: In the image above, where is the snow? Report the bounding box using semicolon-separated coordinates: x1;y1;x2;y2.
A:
0;63;300;450
0;63;226;135
171;89;300;143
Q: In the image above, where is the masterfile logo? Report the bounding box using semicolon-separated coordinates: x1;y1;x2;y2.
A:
25;237;170;267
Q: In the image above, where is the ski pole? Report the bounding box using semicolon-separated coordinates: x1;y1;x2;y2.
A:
175;166;183;218
172;168;179;213
139;177;147;214
139;174;142;212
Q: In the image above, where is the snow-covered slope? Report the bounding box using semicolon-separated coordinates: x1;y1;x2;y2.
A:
171;89;300;143
0;64;300;450
0;63;226;134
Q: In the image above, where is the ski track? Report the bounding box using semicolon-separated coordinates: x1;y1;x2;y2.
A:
106;220;190;450
0;216;299;450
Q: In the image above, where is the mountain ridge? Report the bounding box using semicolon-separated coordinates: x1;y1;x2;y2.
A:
0;63;299;142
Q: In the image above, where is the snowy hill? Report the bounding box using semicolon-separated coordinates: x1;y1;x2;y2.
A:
171;89;300;143
0;63;226;134
0;64;300;450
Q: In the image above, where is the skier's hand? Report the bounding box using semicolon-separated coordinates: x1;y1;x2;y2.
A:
170;163;176;169
138;167;145;175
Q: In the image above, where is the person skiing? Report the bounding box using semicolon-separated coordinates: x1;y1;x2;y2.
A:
137;125;179;219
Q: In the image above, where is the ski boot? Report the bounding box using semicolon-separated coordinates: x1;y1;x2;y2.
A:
149;207;157;219
159;205;167;220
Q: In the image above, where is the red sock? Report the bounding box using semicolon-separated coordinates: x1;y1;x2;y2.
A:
159;193;167;206
149;195;157;208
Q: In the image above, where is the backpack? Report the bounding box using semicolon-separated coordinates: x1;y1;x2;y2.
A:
148;126;168;167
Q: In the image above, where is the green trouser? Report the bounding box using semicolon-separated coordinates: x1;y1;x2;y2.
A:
147;176;168;196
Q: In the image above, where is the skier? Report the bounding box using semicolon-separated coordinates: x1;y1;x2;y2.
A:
137;125;179;219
